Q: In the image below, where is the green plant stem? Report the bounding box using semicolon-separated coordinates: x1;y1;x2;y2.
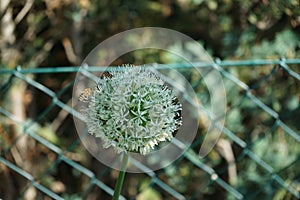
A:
112;153;129;200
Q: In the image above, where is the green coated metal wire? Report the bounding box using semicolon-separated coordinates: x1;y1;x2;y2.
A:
0;58;299;74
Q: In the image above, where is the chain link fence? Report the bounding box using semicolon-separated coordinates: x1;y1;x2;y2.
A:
0;58;299;200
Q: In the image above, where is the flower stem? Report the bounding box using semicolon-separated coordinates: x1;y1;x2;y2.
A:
112;153;129;200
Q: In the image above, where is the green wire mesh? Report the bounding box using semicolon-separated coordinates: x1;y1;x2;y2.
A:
0;58;299;199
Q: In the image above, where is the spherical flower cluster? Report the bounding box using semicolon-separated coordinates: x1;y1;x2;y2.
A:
84;66;182;155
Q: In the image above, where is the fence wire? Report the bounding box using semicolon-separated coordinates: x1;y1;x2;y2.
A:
0;58;299;200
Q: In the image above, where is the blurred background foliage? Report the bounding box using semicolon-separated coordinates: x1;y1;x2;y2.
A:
1;0;300;68
1;0;300;199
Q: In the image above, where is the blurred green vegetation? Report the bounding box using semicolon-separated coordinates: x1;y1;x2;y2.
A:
1;0;300;68
1;0;300;199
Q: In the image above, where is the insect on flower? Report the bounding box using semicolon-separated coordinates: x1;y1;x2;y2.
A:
78;87;93;102
78;71;112;102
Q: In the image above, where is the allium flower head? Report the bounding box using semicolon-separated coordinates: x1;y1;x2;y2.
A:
84;65;182;155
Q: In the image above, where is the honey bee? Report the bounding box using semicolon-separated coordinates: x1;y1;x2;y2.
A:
78;71;112;102
78;87;93;102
